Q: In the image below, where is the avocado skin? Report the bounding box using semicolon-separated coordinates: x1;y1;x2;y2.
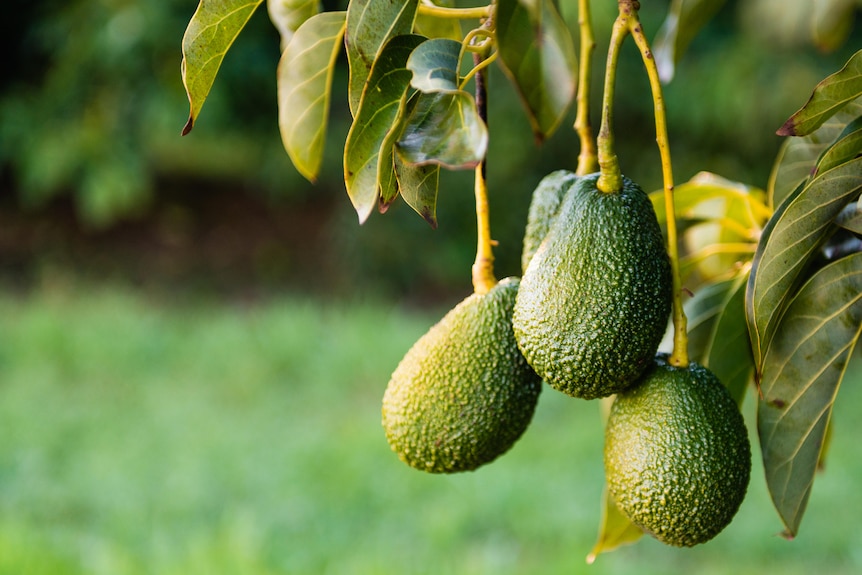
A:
604;355;751;547
382;277;541;473
521;170;580;274
512;173;672;399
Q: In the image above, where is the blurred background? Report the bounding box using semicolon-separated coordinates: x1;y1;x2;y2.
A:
0;0;860;573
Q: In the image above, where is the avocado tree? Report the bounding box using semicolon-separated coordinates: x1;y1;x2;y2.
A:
179;0;862;560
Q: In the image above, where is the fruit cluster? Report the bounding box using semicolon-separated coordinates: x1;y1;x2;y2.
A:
381;170;751;547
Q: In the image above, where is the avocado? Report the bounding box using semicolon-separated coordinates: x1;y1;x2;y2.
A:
603;355;751;547
382;277;542;473
512;173;672;399
521;170;579;274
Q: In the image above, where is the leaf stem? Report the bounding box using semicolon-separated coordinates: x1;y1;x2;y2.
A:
417;3;490;20
595;7;630;193
472;50;496;295
626;4;688;366
575;0;598;176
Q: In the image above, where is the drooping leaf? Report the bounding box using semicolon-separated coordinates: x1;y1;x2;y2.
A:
406;38;461;92
344;34;427;223
758;252;862;537
267;0;319;50
413;1;462;42
769;99;862;209
653;0;727;83
345;0;419;117
396;91;487;169
395;147;440;228
277;11;346;182
586;487;644;563
685;269;753;406
181;0;265;135
778;49;862;136
746;157;862;372
495;0;576;141
812;0;856;53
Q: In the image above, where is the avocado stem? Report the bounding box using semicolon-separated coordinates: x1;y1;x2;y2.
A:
574;0;598;176
627;5;689;366
471;49;496;295
595;7;630;193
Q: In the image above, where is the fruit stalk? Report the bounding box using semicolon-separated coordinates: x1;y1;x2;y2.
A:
595;5;630;193
472;49;497;295
574;0;598;176
627;8;688;366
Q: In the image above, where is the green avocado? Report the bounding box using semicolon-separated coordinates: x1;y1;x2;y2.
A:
521;170;579;274
512;173;672;399
604;356;751;547
382;277;541;473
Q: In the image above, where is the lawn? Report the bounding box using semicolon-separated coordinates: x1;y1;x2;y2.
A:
0;284;860;574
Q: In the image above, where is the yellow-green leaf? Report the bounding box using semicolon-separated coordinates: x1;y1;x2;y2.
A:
267;0;319;50
746;157;862;371
277;11;346;182
395;149;440;228
653;0;727;83
812;0;856;53
587;487;643;563
181;0;265;135
758;252;862;537
778;49;862;136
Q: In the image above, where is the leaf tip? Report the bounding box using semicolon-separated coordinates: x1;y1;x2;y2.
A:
776;118;798;137
779;529;796;541
181;116;194;136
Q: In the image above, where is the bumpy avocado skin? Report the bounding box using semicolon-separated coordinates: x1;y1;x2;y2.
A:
382;277;542;473
521;170;579;274
512;173;672;399
604;356;751;547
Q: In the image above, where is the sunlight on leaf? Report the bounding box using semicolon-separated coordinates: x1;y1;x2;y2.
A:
758;252;862;537
778;49;862;136
396;91;487;169
495;0;576;141
267;0;319;50
277;11;346;182
746;157;862;371
769;99;862;209
344;34;426;223
181;0;265;135
653;0;727;83
345;0;419;117
813;116;862;177
587;487;643;563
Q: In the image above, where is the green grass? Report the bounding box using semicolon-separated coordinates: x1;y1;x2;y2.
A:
0;285;860;574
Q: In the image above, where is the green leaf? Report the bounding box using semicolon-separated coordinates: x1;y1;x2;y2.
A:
685;270;753;405
181;0;265;135
812;0;856;53
836;198;862;234
495;0;576;141
413;1;462;42
653;0;728;83
396;91;487;169
395;150;440;228
813;116;862;177
277;11;346;182
586;487;643;563
769;99;862;209
758;252;862;537
345;0;419;117
746;157;862;371
344;34;426;223
267;0;319;50
406;38;461;92
778;49;862;136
